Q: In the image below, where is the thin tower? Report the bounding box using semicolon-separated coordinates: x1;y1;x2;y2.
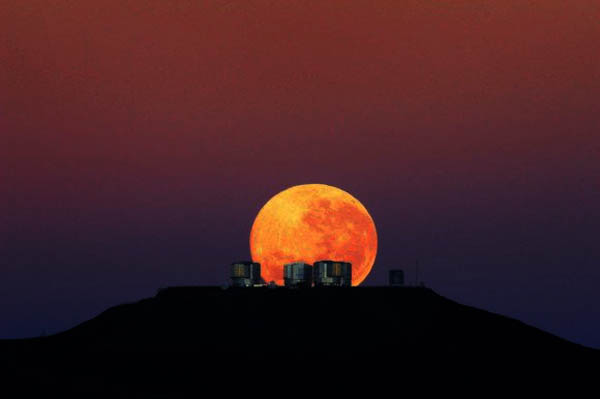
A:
416;259;419;286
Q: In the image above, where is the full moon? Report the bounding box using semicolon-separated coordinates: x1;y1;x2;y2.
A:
250;184;378;286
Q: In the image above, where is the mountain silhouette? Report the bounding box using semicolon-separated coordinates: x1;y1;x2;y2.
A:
1;286;596;394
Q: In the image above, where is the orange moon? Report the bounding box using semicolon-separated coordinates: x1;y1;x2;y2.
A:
250;184;377;286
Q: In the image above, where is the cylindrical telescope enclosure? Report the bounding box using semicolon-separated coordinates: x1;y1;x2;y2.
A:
283;262;313;288
230;261;262;287
313;260;352;287
389;270;404;286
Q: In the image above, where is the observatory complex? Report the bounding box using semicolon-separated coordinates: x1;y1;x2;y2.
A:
231;260;352;288
229;261;404;287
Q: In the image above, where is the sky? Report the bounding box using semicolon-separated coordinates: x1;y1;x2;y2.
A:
1;1;599;347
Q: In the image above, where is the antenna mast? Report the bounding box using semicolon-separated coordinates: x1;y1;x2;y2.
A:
416;259;419;286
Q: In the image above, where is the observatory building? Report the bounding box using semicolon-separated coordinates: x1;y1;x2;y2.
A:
283;262;313;288
313;260;352;287
230;261;265;287
389;270;405;287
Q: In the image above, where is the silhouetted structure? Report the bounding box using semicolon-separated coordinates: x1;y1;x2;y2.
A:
230;261;264;287
2;285;596;397
313;260;352;287
389;270;405;286
283;262;313;288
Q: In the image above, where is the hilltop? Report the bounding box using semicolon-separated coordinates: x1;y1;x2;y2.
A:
1;287;595;394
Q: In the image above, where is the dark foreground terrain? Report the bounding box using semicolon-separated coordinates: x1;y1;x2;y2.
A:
1;287;596;394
